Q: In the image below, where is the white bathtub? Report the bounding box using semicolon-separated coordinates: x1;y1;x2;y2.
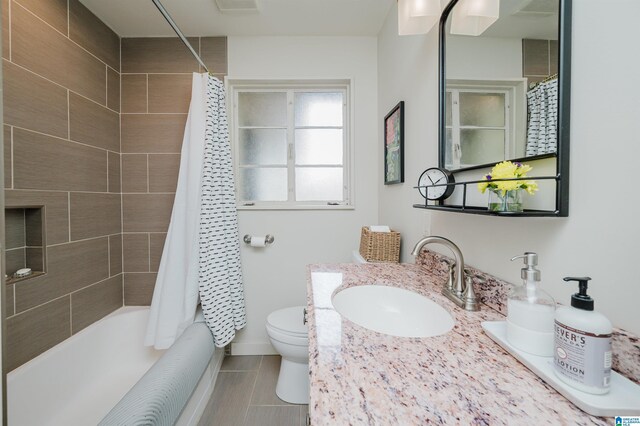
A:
7;307;223;426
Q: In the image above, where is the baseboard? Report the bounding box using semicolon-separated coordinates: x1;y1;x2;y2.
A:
231;342;277;355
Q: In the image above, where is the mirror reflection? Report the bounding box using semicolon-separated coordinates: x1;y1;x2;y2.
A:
443;0;560;171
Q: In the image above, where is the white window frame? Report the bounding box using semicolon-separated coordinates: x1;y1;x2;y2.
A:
227;79;354;210
446;80;523;170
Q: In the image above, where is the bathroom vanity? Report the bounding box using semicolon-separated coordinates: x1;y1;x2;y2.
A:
306;261;610;424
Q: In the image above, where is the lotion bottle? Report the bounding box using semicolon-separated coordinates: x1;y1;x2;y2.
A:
506;253;556;356
554;277;612;394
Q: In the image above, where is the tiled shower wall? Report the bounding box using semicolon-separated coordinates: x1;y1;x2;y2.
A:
522;38;558;85
2;0;122;370
120;37;226;305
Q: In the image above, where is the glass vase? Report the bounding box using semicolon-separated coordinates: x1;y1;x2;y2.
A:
488;189;524;213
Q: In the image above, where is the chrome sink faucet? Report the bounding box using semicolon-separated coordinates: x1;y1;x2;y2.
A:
411;236;479;311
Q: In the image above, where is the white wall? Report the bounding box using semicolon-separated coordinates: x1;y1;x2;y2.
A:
447;35;521;79
228;36;379;353
378;0;640;335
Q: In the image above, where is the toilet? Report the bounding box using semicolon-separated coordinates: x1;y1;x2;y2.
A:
265;251;367;404
266;306;309;404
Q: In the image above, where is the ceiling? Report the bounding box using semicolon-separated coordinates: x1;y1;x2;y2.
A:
79;0;394;37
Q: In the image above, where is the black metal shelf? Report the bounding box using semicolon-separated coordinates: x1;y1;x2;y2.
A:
412;203;560;217
413;175;564;217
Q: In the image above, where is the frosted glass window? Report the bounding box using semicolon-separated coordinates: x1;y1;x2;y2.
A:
445;128;453;167
445;91;452;126
238;92;287;127
239;129;287;166
459;93;505;127
461;129;505;165
295;129;343;165
295;93;343;127
239;168;288;201
295;168;343;201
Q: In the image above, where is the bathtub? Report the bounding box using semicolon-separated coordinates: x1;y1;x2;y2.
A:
7;306;223;426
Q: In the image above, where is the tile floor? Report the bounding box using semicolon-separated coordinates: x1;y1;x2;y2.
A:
198;355;309;426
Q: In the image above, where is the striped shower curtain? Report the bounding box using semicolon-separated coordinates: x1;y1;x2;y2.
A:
145;73;246;349
198;76;247;347
526;78;558;156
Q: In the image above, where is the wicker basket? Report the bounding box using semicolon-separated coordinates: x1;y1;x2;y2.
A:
359;226;401;263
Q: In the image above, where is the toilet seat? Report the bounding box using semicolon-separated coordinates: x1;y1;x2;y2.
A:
266;306;308;338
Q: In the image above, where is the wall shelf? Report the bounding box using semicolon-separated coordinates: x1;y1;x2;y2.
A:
413;175;564;217
412;204;560;217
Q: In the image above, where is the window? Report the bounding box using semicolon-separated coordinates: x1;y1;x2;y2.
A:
230;81;351;209
445;82;519;169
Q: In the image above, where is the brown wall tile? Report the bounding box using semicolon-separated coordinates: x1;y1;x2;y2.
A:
523;39;550;76
6;296;71;371
121;74;147;113
5;208;26;249
124;272;157;305
121;114;187;153
123;194;175;233
201;37;228;74
3;60;69;139
109;234;122;276
69;92;120;151
14;0;68;35
2;0;9;60
148;74;192;113
6;190;69;245
69;0;120;70
4;125;11;188
550;40;558;75
122;38;200;74
15;237;109;312
13;128;108;192
107;67;120;112
25;208;43;246
122;154;148;193
148;154;180;193
123;233;150;272
5;248;25;275
6;284;15;317
12;3;106;104
108;151;121;193
25;247;44;272
71;275;122;333
69;193;121;240
149;233;166;272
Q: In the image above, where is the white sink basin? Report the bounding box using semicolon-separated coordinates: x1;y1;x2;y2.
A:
331;285;454;338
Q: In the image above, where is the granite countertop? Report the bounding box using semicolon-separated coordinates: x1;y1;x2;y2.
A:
306;263;608;425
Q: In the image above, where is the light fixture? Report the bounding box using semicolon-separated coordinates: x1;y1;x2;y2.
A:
450;0;500;36
398;0;443;36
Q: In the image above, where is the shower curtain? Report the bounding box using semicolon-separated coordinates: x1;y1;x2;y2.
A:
144;73;246;350
525;78;558;156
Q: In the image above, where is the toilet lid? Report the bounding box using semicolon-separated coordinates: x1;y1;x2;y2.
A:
267;306;308;337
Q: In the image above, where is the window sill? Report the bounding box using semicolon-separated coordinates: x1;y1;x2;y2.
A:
237;204;354;211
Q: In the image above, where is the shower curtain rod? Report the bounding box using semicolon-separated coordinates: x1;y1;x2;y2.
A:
151;0;211;73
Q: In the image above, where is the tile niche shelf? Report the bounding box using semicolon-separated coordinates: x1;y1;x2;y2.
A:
5;206;46;285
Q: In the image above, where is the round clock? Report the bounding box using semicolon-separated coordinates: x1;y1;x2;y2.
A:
418;167;455;201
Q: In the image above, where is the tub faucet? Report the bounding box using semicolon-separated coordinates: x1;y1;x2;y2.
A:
411;236;479;311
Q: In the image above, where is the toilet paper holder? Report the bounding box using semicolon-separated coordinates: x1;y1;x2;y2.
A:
243;234;275;245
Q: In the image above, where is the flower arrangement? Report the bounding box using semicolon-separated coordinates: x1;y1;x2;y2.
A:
477;161;538;195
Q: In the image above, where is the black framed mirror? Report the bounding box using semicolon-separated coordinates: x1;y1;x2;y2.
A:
438;0;571;174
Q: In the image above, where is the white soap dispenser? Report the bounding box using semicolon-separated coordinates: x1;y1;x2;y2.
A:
554;277;612;394
506;252;556;356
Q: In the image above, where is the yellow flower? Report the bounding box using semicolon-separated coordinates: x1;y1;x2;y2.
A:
476;161;538;196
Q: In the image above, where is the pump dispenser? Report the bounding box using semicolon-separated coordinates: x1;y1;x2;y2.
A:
554;277;612;394
506;252;556;356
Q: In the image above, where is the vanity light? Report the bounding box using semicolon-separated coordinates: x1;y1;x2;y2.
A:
398;0;443;36
450;0;500;36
